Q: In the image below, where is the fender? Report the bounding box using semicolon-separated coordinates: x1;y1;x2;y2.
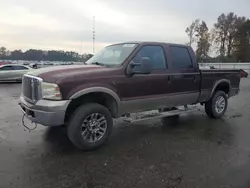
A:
208;79;232;100
69;87;122;115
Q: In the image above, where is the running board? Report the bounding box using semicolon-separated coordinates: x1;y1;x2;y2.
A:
122;106;200;123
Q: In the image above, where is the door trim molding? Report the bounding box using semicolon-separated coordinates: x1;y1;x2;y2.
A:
120;92;199;115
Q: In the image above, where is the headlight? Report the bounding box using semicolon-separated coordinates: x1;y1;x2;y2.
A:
41;82;62;100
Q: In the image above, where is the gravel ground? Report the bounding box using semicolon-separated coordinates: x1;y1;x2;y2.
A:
0;79;250;188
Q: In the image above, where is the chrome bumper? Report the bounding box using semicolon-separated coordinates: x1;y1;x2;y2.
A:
19;96;70;126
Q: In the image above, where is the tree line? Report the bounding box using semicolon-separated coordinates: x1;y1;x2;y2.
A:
186;12;250;63
0;47;93;62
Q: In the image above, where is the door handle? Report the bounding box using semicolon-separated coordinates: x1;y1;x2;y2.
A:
167;76;172;83
193;76;197;82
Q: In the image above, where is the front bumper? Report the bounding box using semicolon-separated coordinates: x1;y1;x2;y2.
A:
19;96;70;126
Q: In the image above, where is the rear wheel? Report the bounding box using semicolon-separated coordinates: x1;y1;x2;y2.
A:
67;103;113;150
205;90;228;119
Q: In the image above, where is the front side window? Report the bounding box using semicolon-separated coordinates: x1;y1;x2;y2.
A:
132;45;167;70
170;46;193;69
0;65;13;71
86;43;138;67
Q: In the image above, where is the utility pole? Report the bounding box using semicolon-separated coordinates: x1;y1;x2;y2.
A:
93;16;95;54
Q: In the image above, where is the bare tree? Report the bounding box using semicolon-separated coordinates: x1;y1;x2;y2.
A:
196;21;211;62
213;13;228;57
185;19;200;46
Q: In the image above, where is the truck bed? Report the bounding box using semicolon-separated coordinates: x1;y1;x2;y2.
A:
199;69;241;102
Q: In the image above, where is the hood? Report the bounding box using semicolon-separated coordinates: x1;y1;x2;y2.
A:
27;65;106;83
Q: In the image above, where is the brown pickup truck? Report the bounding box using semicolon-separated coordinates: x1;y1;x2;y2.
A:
19;42;241;150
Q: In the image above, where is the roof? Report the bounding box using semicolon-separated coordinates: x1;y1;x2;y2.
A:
110;41;189;48
0;64;31;69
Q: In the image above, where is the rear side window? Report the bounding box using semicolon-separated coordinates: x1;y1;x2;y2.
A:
170;47;193;69
13;66;28;70
133;45;167;70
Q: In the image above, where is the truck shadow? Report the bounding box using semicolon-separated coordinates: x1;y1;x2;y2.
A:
42;113;235;155
20;113;238;188
43;126;78;153
108;114;235;150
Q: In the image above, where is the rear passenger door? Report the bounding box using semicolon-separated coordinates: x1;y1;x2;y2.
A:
12;65;29;79
168;46;200;105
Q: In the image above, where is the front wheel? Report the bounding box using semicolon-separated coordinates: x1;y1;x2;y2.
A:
205;90;228;119
67;103;113;150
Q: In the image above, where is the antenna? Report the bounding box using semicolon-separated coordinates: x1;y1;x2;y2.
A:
93;16;95;54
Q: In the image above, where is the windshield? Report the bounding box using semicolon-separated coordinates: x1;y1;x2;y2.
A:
85;43;138;67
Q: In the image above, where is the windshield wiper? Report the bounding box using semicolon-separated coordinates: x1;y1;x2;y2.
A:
90;62;105;66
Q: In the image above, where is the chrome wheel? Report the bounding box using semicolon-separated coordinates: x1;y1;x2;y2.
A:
81;113;107;143
215;96;226;114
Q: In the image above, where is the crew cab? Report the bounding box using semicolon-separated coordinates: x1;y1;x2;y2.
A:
19;42;241;150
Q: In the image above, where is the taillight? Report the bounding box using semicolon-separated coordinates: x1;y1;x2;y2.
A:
238;71;242;78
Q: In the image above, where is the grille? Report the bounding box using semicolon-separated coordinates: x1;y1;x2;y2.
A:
22;75;42;102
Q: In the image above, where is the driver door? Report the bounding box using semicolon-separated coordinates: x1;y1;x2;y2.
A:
116;45;171;113
0;65;13;80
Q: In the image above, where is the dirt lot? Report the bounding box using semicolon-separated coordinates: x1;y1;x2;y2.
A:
0;79;250;188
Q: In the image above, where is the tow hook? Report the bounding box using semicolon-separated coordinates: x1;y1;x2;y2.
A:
19;102;37;131
22;114;37;131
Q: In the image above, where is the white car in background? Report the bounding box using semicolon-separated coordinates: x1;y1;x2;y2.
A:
0;64;32;82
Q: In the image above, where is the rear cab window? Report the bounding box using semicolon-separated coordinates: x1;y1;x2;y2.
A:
170;46;193;69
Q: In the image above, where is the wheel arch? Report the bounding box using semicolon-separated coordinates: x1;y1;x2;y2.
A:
208;79;232;100
65;87;121;123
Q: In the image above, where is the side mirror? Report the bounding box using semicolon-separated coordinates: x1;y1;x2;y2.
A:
127;57;152;75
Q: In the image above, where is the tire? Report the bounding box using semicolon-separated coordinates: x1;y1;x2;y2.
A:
67;103;113;150
205;90;228;119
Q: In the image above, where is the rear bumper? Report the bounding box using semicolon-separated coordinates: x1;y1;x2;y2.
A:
19;96;70;126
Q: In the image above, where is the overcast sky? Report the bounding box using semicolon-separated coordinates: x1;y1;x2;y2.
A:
1;0;250;54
